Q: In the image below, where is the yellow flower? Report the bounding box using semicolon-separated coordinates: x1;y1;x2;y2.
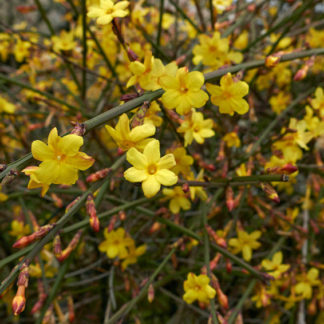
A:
124;140;178;198
261;251;290;279
306;28;324;48
13;37;30;63
9;220;30;239
0;96;16;114
162;186;191;214
143;101;163;127
188;170;208;201
229;230;261;261
160;67;209;115
167;146;193;176
233;30;248;50
192;32;242;69
251;283;271;308
121;243;146;270
52;30;76;52
207;73;249;116
105;113;156;151
87;0;129;25
269;91;291;114
177;110;215;147
183;273;216;305
295;268;321;299
127;51;177;91
287;118;313;150
311;87;324;117
223;132;241;148
99;227;133;259
23;128;94;196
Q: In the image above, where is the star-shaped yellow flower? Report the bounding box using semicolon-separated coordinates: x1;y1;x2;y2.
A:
183;273;216;305
124;140;178;198
160;67;209;115
87;0;129;25
23;128;94;196
105;113;156;151
206;73;249;116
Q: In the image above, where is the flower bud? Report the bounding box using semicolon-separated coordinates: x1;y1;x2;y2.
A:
260;183;280;203
226;186;235;211
12;286;26;316
13;224;55;248
148;284;154;303
265;55;280;68
86;168;111;183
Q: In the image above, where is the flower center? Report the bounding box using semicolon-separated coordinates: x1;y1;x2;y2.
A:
56;154;65;162
148;164;157;175
180;86;188;94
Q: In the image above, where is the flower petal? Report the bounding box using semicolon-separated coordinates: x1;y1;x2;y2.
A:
155;169;178;186
32;140;54;161
143;139;160;164
58;134;83;156
157;153;176;169
124;167;147;182
142;176;161;198
127;148;147;169
65;152;95;170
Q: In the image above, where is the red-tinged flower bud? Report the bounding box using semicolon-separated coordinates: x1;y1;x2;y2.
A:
86;194;96;219
89;215;100;232
127;48;138;62
51;193;63;208
265;55;280;68
42;306;55;324
148;284;154;303
16;5;37;13
205;225;227;248
226;258;232;273
28;123;44;131
70;122;85;136
65;197;81;213
260;183;280;203
172;55;184;65
182;182;190;193
57;230;83;262
108;215;117;232
216;140;225;161
308;296;317;315
53;234;62;258
210;253;221;271
117;147;125;155
86;168;111;183
12;286;26;316
0;164;7;172
120;93;139;102
294;66;308;81
68;296;75;323
149;222;162;234
212;276;229;310
31;280;46;314
226;187;235;212
118;211;126;221
221;160;228;179
247;3;256;11
13;224;55;248
124;276;130;292
254;204;266;219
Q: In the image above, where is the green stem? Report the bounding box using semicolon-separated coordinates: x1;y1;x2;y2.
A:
34;0;55;35
81;0;87;102
156;0;165;46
